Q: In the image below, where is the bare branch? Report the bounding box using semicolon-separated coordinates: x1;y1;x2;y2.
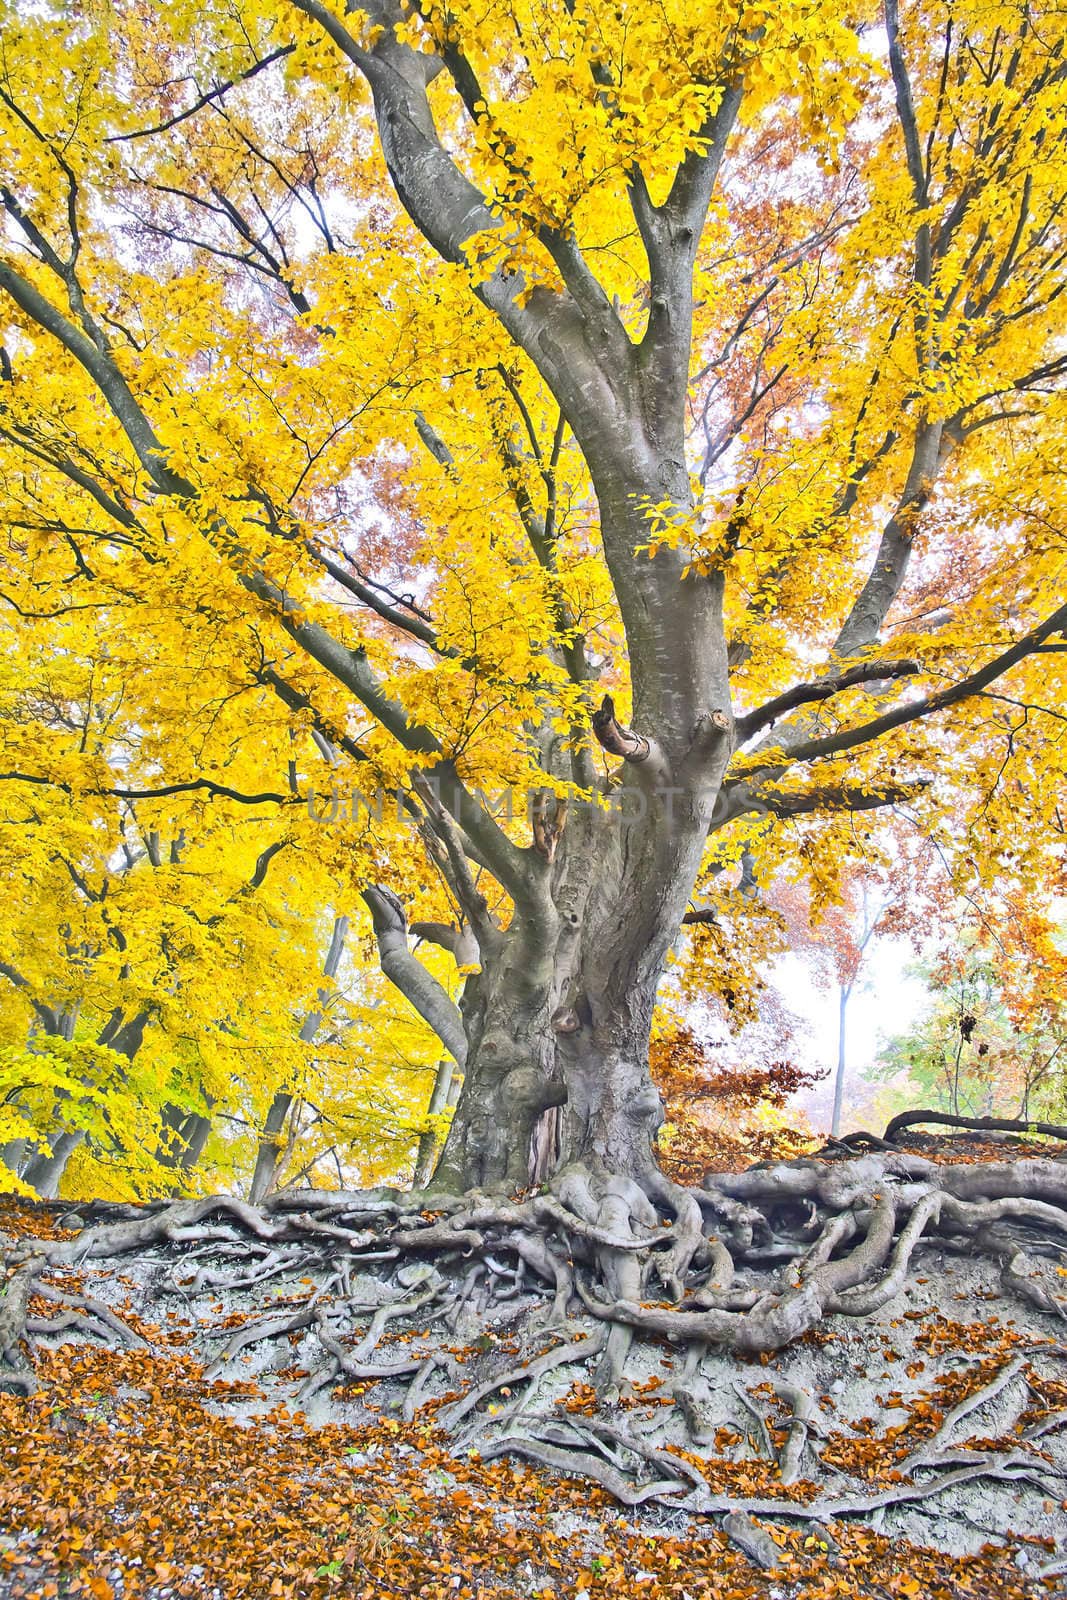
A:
746;600;1067;779
304;541;441;648
0;771;292;806
736;657;922;743
108;46;296;142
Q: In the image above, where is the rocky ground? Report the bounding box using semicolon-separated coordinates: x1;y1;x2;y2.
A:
2;1136;1067;1600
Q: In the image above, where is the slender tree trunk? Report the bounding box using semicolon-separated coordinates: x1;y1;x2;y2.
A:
157;1103;213;1171
831;983;852;1138
249;1091;293;1204
23;1130;84;1199
951;1036;965;1117
249;915;349;1204
413;1059;456;1188
178;1113;212;1172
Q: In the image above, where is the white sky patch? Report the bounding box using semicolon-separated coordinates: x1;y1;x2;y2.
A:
773;937;930;1130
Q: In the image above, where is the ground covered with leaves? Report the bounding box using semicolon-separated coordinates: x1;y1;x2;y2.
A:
3;1135;1067;1600
0;1341;1059;1600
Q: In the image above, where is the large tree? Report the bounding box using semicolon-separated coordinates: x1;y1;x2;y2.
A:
0;0;1064;1229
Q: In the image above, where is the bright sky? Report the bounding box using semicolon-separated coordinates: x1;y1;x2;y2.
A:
773;938;931;1131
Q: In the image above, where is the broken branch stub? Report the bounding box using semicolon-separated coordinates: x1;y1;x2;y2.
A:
591;695;651;764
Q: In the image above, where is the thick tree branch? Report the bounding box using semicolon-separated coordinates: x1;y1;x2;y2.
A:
492;387;589;688
708;775;927;831
632;82;745;430
303;541;441;649
885;0;930;228
0;419;142;534
754;777;928;818
0;261;189;495
745;600;1067;779
833;421;948;656
409;920;480;969
298;914;350;1045
362;886;467;1065
255;666;372;771
735;658;921;743
0;958;64;1032
288;0;633;424
829;0;980;660
412;789;501;953
244;570;538;899
237;840;290;898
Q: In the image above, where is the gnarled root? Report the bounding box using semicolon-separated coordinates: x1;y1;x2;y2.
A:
0;1258;43;1394
6;1141;1067;1557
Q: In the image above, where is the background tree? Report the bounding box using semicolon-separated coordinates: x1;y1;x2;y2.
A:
0;632;448;1197
651;1023;821;1183
876;903;1067;1124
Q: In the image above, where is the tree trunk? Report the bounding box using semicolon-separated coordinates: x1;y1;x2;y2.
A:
249;1091;293;1204
0;1140;28;1177
433;755;729;1191
22;1129;84;1199
831;984;851;1138
431;1017;564;1192
178;1113;212;1172
157;1104;213;1172
308;14;738;1200
413;1059;457;1188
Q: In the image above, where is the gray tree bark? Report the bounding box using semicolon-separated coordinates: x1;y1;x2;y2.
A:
413;1059;458;1188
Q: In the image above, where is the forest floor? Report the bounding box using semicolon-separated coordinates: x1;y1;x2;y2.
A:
2;1137;1067;1600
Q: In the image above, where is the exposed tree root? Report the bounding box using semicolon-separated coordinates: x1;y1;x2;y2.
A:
883;1109;1067;1144
27;1280;149;1350
442;1331;605;1434
1002;1249;1067;1318
5;1143;1067;1561
765;1377;823;1485
721;1512;782;1570
478;1430;685;1507
731;1380;776;1461
900;1357;1029;1471
0;1260;43;1394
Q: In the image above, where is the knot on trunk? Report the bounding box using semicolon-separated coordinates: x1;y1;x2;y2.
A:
531;792;567;861
592;695;651;764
